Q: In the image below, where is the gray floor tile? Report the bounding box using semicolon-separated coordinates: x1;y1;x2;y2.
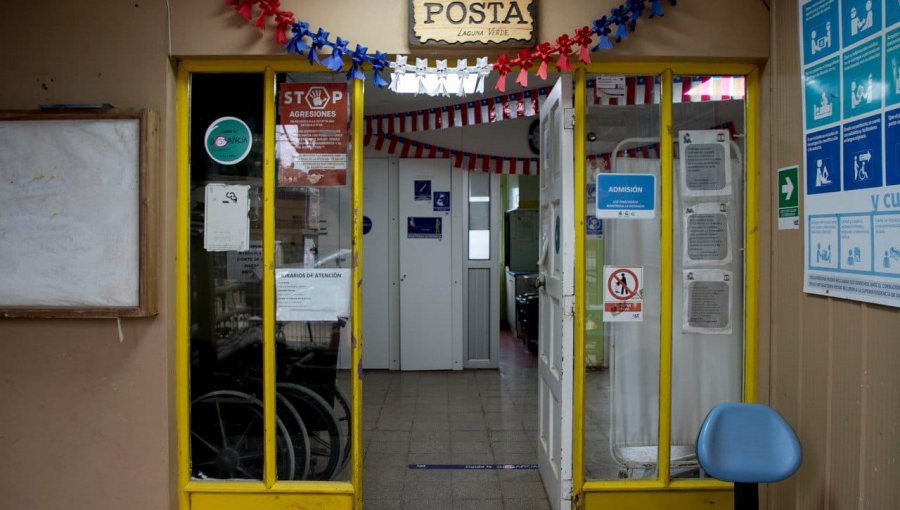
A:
363;499;402;510
452;499;504;510
402;499;454;510
451;479;503;500
499;480;547;500
402;481;453;501
503;497;551;509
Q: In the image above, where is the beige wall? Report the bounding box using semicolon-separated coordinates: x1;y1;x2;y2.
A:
172;0;769;60
764;2;900;509
0;1;176;509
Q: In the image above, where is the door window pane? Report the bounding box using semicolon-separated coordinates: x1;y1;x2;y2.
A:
188;73;269;481
273;73;353;481
469;171;491;260
583;75;661;480
669;75;746;479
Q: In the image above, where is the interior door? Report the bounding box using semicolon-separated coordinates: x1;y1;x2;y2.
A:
399;159;454;370
361;158;391;369
537;78;574;510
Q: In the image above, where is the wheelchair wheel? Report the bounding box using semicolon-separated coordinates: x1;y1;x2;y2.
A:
276;383;342;480
333;386;351;473
190;390;295;480
276;392;311;480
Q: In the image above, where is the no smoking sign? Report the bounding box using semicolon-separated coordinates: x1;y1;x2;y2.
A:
603;266;644;322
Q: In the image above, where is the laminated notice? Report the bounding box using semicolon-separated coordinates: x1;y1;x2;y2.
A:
679;129;732;197
204;183;250;252
683;202;732;266
276;268;351;322
683;269;733;334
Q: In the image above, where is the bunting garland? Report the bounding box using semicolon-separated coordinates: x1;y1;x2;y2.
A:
225;0;679;95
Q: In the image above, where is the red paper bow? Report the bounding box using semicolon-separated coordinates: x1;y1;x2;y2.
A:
573;26;593;64
532;42;555;80
555;34;575;71
493;54;513;92
515;49;533;87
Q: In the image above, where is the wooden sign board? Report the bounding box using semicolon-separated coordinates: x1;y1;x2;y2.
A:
409;0;536;47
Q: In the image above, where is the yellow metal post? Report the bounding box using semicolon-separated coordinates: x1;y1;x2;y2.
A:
350;77;365;510
573;66;587;503
657;68;674;487
744;68;760;404
263;66;277;488
175;63;191;510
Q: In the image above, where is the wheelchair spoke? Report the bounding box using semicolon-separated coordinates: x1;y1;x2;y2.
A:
191;431;220;453
216;401;229;448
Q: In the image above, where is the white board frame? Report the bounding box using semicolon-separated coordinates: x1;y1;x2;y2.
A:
0;109;158;318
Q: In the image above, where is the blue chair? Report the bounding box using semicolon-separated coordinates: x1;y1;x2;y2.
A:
696;403;802;510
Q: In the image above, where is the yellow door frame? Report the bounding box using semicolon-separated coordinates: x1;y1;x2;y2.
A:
572;62;760;509
175;57;758;510
175;57;363;510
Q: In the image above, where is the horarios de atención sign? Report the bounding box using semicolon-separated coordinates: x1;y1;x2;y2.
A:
410;0;536;46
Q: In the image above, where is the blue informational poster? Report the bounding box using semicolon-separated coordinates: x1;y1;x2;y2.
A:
407;217;442;239
595;173;656;219
433;191;450;212
842;0;881;48
806;127;842;194
414;180;432;201
803;0;840;64
843;38;883;119
800;0;900;308
805;57;842;129
887;27;900;108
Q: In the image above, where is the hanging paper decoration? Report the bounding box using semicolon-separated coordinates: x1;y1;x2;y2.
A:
364;131;540;175
226;0;678;94
591;76;746;106
365;87;550;135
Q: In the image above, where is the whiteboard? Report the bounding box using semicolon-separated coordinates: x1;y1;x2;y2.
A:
0;111;157;316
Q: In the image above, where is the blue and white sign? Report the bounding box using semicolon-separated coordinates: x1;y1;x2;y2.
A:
803;0;840;64
843;38;883;119
842;115;883;191
842;0;881;48
595;173;656;219
800;0;900;308
586;216;603;239
414;180;432;201
433;191;450;212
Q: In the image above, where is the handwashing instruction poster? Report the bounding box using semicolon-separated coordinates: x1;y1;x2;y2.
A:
800;0;900;307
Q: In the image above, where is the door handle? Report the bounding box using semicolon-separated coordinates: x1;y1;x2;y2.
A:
533;275;546;289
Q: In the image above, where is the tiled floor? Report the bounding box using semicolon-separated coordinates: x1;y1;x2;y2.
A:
360;329;551;509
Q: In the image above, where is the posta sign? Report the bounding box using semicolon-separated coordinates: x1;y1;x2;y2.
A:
409;0;536;46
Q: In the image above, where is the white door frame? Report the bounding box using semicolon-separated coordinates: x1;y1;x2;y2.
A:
537;77;574;510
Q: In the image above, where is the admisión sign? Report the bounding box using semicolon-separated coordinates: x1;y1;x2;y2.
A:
410;0;536;46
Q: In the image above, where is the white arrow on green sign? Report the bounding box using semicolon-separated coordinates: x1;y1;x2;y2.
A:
777;166;799;230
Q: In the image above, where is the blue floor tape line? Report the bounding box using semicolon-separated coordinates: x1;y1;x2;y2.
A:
408;464;539;470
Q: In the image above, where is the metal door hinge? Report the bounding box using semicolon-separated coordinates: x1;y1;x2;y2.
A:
564;108;575;130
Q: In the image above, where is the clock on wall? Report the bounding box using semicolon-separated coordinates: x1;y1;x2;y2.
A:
527;119;540;155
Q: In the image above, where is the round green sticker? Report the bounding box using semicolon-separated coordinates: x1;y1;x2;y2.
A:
205;116;252;165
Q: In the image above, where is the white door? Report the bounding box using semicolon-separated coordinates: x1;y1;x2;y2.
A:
399;159;454;370
362;158;391;369
537;78;574;510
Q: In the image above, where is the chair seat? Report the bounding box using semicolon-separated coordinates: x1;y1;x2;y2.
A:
696;403;802;483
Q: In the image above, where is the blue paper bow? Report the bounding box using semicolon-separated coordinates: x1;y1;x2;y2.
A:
592;16;614;50
628;0;645;31
371;51;390;88
650;0;665;17
286;21;311;54
611;7;630;41
308;28;329;65
323;37;349;71
347;44;368;81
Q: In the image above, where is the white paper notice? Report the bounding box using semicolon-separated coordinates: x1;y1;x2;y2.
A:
595;74;627;100
683;269;733;334
227;241;262;282
276;268;351;322
683;202;732;266
679;129;732;198
204;184;250;252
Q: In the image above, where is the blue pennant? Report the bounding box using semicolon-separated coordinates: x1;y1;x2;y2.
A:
628;0;645;31
650;0;665;17
347;44;368;81
286;21;311;54
612;7;630;41
323;37;349;72
307;28;329;65
592;16;614;50
370;51;390;88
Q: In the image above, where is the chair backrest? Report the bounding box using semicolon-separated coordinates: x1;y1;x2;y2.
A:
696;403;802;483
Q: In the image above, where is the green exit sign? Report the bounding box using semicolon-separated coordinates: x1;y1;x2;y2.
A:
778;166;799;230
